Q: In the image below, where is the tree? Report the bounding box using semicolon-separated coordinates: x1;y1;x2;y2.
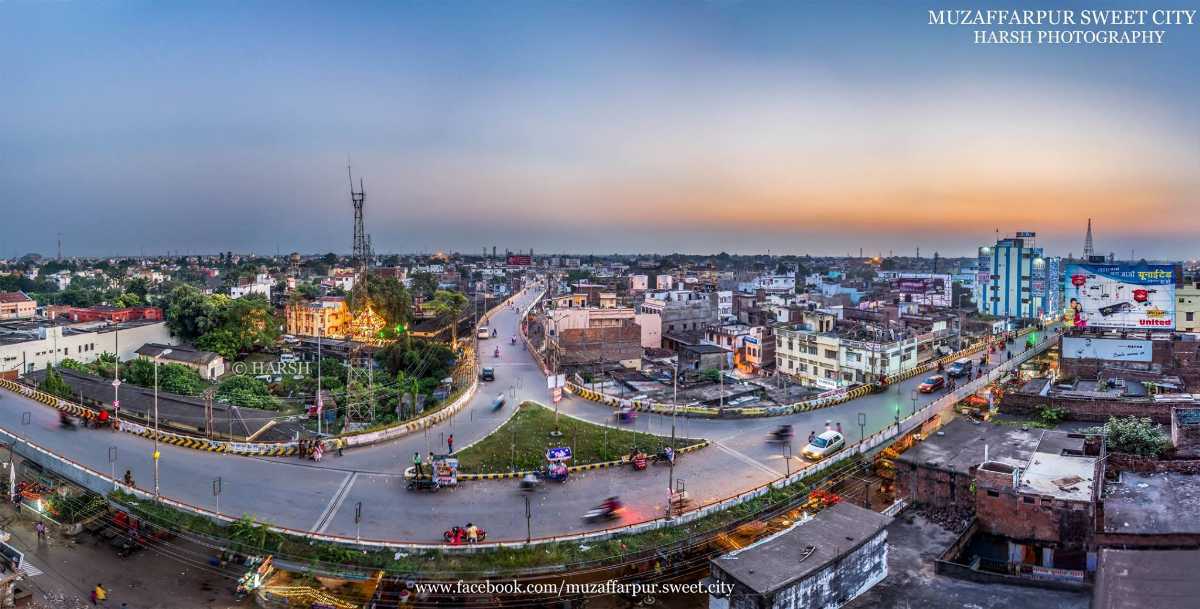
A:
216;375;278;410
114;292;142;308
122;359;207;396
428;290;468;347
1096;416;1170;457
409;272;438;299
125;277;150;299
39;365;74;399
164;284;220;340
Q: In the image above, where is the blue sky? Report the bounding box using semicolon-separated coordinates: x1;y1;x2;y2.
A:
2;1;1198;259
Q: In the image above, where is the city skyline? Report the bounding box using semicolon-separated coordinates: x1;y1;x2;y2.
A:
3;1;1198;259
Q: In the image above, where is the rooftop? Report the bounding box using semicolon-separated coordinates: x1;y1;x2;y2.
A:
1017;451;1095;502
1103;471;1200;535
135;343;221;365
1093;548;1200;609
895;418;1041;474
711;502;891;596
0;291;33;304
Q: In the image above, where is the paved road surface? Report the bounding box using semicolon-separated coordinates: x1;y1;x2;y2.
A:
0;282;1056;543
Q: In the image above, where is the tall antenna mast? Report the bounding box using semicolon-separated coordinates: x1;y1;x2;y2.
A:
349;162;368;271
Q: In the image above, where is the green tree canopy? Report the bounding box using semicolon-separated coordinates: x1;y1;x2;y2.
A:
216;375;278;410
1095;416;1170;457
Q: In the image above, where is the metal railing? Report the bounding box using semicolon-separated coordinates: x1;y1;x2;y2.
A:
0;326;1059;553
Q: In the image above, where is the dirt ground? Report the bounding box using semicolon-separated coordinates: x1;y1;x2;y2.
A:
3;501;244;609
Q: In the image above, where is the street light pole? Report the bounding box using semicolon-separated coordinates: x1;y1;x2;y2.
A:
153;349;172;500
858;412;866;443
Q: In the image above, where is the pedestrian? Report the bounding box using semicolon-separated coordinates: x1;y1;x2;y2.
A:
91;583;107;606
35;521;45;542
808;430;816;444
336;438;344;457
413;452;423;479
313;441;323;463
835;422;842;434
447;433;454;453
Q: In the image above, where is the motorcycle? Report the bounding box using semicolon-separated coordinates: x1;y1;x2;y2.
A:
443;525;487;544
59;413;77;429
583;499;623;523
768;425;793;443
518;473;542;492
510;336;516;345
649;449;675;466
492;395;506;411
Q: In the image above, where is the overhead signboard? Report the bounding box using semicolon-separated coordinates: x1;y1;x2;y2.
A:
1061;337;1153;362
1063;263;1176;329
1016;231;1037;238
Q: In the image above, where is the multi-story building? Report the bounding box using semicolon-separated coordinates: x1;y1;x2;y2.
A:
284;296;353;339
0;319;175;375
0;292;36;320
229;272;273;300
977;235;1046;320
1177;279;1200;333
704;323;775;375
775;312;954;389
638;290;718;337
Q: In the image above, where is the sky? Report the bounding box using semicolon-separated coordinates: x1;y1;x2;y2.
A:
2;0;1198;260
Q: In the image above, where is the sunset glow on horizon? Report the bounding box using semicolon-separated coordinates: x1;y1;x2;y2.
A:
2;0;1197;258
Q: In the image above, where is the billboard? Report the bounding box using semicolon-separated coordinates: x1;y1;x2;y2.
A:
893;273;951;307
1061;337;1152;362
507;254;532;266
1063;263;1175;329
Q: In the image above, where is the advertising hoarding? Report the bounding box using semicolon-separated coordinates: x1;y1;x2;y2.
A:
507;254;532;266
1063;263;1175;329
1061;337;1152;362
893;273;951;307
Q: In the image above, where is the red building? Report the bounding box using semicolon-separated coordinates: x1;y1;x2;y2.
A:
57;305;163;323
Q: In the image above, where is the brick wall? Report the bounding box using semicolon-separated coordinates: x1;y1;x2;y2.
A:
1172;406;1200;458
1000;391;1178;424
1106;452;1200;475
1061;339;1200;389
895;461;975;511
975;467;1092;548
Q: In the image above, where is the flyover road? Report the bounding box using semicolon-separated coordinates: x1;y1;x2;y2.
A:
0;284;1058;544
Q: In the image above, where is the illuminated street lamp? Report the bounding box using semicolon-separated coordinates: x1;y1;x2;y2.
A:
153;348;172;499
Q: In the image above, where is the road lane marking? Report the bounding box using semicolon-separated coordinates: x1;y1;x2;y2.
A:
712;441;779;476
312;471;357;533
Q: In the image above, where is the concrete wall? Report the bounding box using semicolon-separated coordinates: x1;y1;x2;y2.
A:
765;531;888;609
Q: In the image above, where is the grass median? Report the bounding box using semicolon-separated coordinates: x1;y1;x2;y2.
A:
454;401;703;474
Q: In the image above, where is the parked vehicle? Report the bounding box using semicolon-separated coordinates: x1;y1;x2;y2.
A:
800;430;845;461
480;367;495;381
918;375;946;393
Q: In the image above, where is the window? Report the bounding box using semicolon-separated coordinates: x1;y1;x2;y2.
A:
1189;312;1195;322
1023;496;1035;504
824;349;837;359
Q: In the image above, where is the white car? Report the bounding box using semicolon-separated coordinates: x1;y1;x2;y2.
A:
477;327;490;339
801;430;845;461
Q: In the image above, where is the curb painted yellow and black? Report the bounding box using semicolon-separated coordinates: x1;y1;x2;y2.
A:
0;378;299;457
456;439;710;481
